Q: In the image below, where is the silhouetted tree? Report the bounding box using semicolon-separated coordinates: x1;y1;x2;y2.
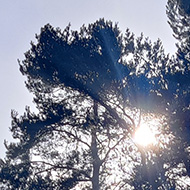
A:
0;20;139;190
0;15;190;189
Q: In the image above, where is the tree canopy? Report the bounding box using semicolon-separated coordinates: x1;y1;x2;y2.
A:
1;0;190;189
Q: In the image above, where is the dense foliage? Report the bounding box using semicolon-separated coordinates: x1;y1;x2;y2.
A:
1;0;190;189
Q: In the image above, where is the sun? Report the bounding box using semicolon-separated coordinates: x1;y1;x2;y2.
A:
133;122;157;147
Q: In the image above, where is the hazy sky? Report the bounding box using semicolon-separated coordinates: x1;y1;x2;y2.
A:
0;0;177;158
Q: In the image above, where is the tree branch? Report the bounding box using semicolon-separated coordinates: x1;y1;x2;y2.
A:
31;160;91;179
52;128;91;148
101;134;127;164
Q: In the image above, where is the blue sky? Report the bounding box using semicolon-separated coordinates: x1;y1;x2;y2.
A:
0;0;176;158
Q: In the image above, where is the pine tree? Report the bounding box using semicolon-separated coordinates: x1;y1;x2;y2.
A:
0;17;190;189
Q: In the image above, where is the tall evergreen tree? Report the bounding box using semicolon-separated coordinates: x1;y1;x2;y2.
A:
0;15;190;189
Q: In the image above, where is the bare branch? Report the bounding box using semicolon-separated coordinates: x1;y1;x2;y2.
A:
52;128;91;148
101;134;127;164
31;160;91;179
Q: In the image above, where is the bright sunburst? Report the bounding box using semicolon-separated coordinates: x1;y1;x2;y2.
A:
134;122;157;147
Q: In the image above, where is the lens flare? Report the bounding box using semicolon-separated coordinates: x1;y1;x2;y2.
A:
134;122;157;147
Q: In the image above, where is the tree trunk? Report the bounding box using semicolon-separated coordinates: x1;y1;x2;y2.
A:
91;131;101;190
91;101;101;190
92;162;100;190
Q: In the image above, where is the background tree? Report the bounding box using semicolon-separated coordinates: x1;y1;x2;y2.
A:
166;0;190;169
128;0;190;188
